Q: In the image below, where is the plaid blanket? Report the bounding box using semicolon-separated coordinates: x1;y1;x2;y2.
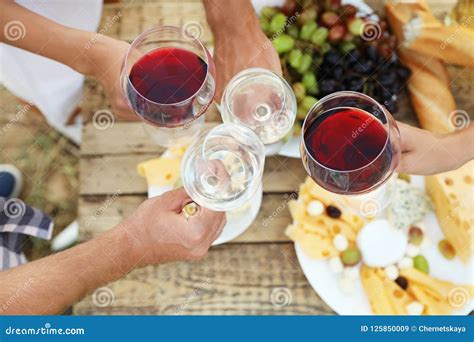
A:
0;197;53;271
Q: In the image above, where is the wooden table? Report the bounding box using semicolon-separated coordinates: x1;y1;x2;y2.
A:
73;0;471;315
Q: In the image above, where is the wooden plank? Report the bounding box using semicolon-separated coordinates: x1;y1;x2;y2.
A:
78;194;294;243
73;243;333;315
79;154;305;195
81;117;220;156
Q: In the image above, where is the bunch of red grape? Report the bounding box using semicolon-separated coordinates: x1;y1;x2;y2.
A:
259;0;411;126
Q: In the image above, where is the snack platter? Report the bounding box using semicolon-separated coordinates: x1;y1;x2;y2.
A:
293;175;473;315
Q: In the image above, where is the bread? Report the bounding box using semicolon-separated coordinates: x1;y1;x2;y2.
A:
397;48;455;134
386;1;473;262
425;161;474;262
385;0;474;68
386;1;456;134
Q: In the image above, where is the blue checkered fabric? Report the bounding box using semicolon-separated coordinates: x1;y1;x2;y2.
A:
0;197;53;271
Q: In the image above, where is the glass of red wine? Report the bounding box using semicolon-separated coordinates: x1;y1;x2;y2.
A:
301;91;401;216
121;26;216;147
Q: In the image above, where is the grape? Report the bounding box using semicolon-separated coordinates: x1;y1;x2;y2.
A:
272;34;295;54
297;106;308;120
297;53;313;74
408;226;424;245
261;6;278;20
300;21;317;41
396;66;411;81
341;247;361;266
366;44;379;62
348;18;364;36
287;24;299;39
340;42;356;54
319;79;338;94
281;0;298;16
302;72;318;95
328;24;346;42
324;49;342;66
311;27;329;46
341;4;357;19
301;96;318;111
413;255;430;274
333;66;343;80
259;17;270;33
320;42;331;54
292;82;306;102
320;11;339;27
270;13;288;34
438;240;456;260
297;5;318;25
289;49;303;69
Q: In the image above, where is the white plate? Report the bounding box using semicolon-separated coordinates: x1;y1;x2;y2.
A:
294;176;474;315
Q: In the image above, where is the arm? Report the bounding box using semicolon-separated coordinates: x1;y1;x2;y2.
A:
0;189;225;315
397;122;474;175
0;225;136;315
203;0;281;100
0;0;133;119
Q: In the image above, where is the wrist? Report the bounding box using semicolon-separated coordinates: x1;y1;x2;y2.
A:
110;221;146;270
204;0;260;39
72;33;115;77
449;125;474;164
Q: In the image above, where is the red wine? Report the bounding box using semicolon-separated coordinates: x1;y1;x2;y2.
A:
127;47;208;126
303;107;392;194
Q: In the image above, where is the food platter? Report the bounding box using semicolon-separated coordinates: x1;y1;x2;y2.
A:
294;176;474;315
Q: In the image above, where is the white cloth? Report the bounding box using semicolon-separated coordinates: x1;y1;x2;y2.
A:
0;0;103;144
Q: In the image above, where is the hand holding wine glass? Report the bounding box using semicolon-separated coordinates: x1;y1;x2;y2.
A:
397;122;474;175
87;36;138;121
203;0;282;101
120;187;226;265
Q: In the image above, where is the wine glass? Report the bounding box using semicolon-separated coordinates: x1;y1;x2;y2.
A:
121;26;216;147
220;68;297;155
300;91;401;217
181;123;265;244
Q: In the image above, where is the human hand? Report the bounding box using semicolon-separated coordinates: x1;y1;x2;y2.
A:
87;36;137;121
397;122;472;175
212;25;282;102
118;188;226;266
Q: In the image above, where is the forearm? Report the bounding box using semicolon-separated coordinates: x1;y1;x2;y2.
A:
443;123;474;166
0;0;106;76
0;223;139;314
203;0;260;37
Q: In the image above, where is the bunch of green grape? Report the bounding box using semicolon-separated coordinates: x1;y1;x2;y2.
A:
259;3;369;133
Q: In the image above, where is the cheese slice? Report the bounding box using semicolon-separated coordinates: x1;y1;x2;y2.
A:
137;158;181;188
374;269;414;315
360;266;396;315
426;160;474;262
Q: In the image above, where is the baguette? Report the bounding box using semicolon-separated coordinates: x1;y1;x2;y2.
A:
386;1;474;262
396;48;455;134
386;0;474;68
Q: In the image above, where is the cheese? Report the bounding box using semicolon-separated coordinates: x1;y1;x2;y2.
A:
137;157;181;188
387;179;432;231
426;161;474;262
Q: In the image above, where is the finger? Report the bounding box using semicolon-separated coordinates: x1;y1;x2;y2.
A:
162;187;193;211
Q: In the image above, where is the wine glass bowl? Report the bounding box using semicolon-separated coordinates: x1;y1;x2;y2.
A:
220;68;296;155
121;26;216;128
181;123;265;211
301;91;400;196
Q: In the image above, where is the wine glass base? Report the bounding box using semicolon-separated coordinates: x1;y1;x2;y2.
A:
264;140;286;156
337;175;397;219
212;183;263;245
